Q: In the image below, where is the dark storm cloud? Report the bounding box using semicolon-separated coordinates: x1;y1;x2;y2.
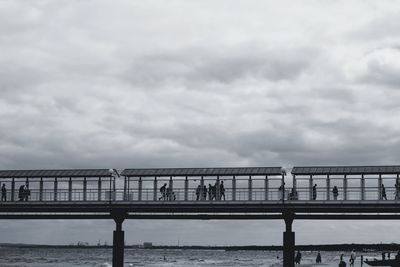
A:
1;0;400;245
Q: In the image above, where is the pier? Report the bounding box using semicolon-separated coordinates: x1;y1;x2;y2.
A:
1;165;400;267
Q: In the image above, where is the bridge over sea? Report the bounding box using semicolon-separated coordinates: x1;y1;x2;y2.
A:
1;165;400;267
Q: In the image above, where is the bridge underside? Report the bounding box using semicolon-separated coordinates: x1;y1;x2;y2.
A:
1;201;400;219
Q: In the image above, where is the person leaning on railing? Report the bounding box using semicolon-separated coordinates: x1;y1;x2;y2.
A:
202;185;207;200
394;182;400;200
159;183;167;201
289;188;298;200
1;184;6;202
332;186;339;200
381;184;387;200
312;184;317;200
220;181;225;200
195;185;201;201
18;185;25;201
278;182;285;200
24;186;30;201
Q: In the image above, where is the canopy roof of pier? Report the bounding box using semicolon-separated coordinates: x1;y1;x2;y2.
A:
121;167;283;177
291;165;400;175
0;169;118;178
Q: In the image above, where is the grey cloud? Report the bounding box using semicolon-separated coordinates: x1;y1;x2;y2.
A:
363;64;400;86
350;12;400;41
123;45;317;87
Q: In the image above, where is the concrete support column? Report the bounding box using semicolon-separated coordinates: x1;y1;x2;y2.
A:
98;178;102;201
39;177;44;201
112;211;126;267
154;177;158;201
361;175;365;201
138;177;142;201
11;178;15;202
264;176;269;200
83;177;87;201
343;175;347;201
68;177;72;201
248;176;252;201
326;175;330;201
184;176;188;201
283;211;295;267
232;176;236;201
54;178;58;201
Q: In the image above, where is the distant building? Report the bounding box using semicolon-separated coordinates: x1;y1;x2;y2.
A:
143;242;152;248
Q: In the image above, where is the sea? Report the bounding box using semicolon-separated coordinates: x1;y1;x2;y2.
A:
0;247;385;267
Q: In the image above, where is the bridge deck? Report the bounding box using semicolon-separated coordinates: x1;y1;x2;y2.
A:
1;200;400;217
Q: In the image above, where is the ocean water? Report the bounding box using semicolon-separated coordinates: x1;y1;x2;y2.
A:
0;247;382;267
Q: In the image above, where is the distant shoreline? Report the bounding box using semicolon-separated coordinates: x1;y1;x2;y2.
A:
0;243;399;252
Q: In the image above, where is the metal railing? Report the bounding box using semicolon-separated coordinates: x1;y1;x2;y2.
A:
0;186;399;202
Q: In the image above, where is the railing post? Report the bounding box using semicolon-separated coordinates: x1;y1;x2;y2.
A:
232;176;236;201
113;176;116;201
68;177;72;201
200;176;204;200
326;175;330;200
138;177;142;201
378;174;382;200
397;174;400;200
123;177;127;201
153;176;158;201
309;175;313;200
184;176;188;201
264;175;269;200
98;177;102;201
127;177;130;200
292;174;296;191
282;172;285;201
169;176;174;200
248;175;252;201
39;177;43;201
361;174;365;200
216;176;220;200
83;177;87;201
11;178;15;201
343;175;347;200
54;178;58;201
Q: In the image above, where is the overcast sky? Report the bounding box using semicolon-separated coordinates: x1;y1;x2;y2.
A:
1;0;400;246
